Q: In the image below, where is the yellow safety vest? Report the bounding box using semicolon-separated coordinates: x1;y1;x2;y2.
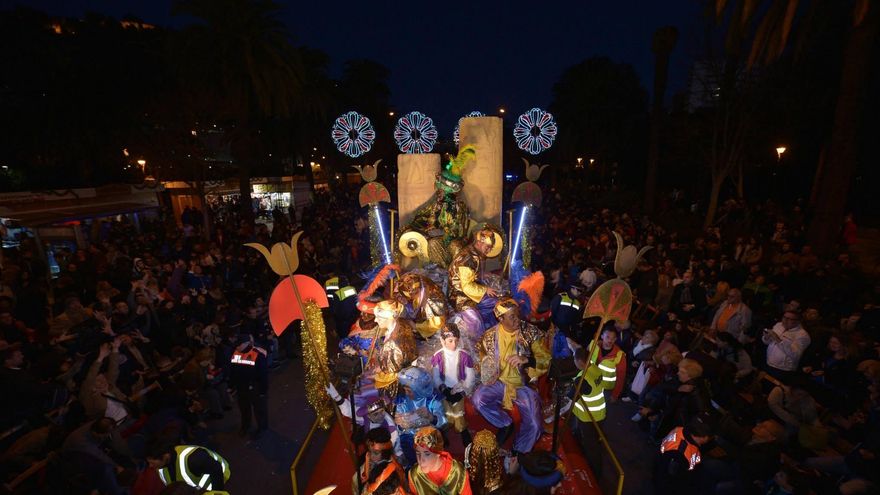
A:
573;365;606;422
335;285;357;302
559;294;581;311
158;445;231;491
324;277;340;300
590;344;623;390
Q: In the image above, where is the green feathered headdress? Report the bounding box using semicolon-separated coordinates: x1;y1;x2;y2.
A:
437;145;476;193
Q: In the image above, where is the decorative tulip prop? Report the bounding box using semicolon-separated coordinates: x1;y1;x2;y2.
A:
570;232;652;420
353;159;393;266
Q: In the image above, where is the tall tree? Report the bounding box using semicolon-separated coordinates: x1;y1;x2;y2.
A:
644;26;678;213
171;0;307;223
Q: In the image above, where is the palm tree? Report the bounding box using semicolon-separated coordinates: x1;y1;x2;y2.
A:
712;0;879;254
172;0;307;224
644;26;678;214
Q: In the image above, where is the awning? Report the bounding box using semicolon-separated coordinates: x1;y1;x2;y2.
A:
2;202;159;227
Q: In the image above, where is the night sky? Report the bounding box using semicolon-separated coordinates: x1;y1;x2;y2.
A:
6;0;704;133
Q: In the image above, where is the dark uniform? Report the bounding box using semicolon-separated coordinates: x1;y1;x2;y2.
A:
229;338;269;435
549;288;583;335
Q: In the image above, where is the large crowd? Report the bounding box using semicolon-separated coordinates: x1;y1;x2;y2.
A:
1;185;878;495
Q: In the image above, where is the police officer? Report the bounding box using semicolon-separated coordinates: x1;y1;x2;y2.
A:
230;333;269;437
549;283;584;335
147;443;230;492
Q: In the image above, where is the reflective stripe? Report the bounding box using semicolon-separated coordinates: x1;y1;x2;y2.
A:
575;402;586;411
325;285;339;291
198;473;211;489
559;301;573;307
231;355;256;365
588;403;606;412
584;392;604;402
598;364;615;372
178;447;197;486
602;376;616;381
158;468;170;485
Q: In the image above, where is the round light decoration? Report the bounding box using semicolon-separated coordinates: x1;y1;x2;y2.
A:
513;107;558;155
453;111;485;145
331;111;376;158
394;111;438;154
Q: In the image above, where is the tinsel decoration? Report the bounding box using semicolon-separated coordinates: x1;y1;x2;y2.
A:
302;301;334;430
368;208;381;266
522;221;532;269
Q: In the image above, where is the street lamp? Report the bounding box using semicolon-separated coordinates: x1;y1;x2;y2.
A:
576;157;584;168
499;108;506;115
589;158;596;166
388;111;395;117
775;146;787;161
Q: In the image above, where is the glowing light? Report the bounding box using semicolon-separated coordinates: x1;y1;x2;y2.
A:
453;111;485;145
331;111;376;158
499;108;506;114
373;205;392;264
394;111;438;153
137;159;146;166
123;148;129;157
510;205;529;264
513;107;558;155
776;146;787;160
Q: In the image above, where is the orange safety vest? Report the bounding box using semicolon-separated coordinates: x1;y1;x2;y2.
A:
230;347;266;366
659;427;702;470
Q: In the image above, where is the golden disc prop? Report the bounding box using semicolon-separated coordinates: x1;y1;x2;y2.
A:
398;231;429;261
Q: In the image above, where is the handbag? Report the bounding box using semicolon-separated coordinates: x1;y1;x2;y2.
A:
630;362;651;395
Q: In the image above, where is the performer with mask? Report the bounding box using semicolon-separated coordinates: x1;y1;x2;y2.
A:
394;272;447;340
473;298;550;454
448;227;502;339
372;300;417;400
407;426;472;495
430;323;476;446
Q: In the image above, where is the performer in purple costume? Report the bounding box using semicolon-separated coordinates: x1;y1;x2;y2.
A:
472;297;550;454
448;227;500;341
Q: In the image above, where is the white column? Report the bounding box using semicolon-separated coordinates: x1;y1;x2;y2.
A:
458;116;503;227
397;153;441;226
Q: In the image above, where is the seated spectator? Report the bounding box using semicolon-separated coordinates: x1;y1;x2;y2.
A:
762;309;811;383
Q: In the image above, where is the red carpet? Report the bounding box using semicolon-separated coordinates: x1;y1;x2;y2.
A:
304;399;601;495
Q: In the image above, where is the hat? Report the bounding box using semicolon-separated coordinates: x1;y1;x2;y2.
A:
397;366;433;398
493;297;519;319
436;145;476;193
517;451;565;488
413;426;444;453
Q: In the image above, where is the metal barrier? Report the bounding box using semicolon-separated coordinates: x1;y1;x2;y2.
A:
289;418;321;495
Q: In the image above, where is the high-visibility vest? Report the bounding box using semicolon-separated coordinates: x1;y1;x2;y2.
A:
324;277;340;300
590;345;623;390
158;445;231;491
559;294;581;311
659;427;702;470
335;285;357;302
572;365;606;422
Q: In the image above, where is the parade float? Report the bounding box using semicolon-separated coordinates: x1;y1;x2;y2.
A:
249;109;636;494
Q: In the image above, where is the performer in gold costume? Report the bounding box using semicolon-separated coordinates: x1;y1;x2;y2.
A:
447;227;500;339
407;426;472;495
371;300;417;400
393;272;447;339
473;298;550;454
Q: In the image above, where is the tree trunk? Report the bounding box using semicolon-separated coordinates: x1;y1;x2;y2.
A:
704;176;725;229
644;27;679;213
807;5;879;255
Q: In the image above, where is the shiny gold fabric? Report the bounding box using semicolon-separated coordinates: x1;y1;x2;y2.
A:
394;273;447;339
374;320;417;397
448;245;486;311
466;430;503;495
476;320;550;393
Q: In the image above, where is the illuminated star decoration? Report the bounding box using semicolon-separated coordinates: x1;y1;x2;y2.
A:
331;111;376;158
513;107;558;155
394;111;438;153
453;111;485;145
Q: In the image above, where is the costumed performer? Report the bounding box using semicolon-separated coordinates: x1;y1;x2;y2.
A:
473;297;550;454
465;430;506;495
501;450;566;494
430;323;475;446
405;146;475;265
394;366;446;467
448;227;500;339
372;300;417;400
407;426;472;495
339;298;381;368
325;383;403;460
394;271;447;340
352;427;408;495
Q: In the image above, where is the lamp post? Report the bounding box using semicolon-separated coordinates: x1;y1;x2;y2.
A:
576;157;584;169
775;146;787;162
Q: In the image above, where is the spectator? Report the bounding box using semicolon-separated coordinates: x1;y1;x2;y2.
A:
710;289;753;344
762;309;811;383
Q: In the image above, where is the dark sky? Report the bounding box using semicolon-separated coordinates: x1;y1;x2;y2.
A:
7;0;705;134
